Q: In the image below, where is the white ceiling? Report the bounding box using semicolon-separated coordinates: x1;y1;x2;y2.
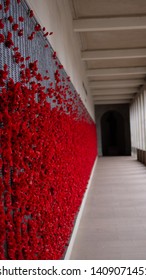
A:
70;0;146;105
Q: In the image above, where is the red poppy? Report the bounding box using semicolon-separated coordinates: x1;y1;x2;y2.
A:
5;32;14;48
28;32;35;40
0;19;4;29
52;52;57;59
0;34;4;43
29;10;34;18
34;24;41;31
19;16;24;22
20;64;25;69
12;23;19;31
29;60;38;71
18;29;23;36
4;6;9;13
36;73;43;81
8;16;14;23
13;47;19;51
43;32;48;37
7;31;12;39
25;56;30;61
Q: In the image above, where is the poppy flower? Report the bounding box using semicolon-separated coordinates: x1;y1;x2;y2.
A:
18;29;23;36
29;10;34;18
13;47;19;51
6;0;10;4
4;6;9;13
0;34;4;43
12;23;19;31
8;16;14;23
0;19;4;29
34;24;41;31
28;32;35;40
7;31;12;39
43;32;48;37
52;52;57;59
59;64;63;69
29;60;38;71
5;32;14;48
25;56;30;61
20;64;25;69
19;16;24;22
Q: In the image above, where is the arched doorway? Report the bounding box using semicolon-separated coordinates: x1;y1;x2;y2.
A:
101;110;126;156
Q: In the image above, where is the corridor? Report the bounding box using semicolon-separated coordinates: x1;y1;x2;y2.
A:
70;157;146;260
1;0;146;261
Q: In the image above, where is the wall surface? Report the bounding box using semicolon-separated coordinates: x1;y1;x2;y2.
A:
26;0;95;120
130;88;146;164
0;0;97;259
95;104;131;156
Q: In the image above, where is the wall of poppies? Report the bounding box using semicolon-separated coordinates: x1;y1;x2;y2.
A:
0;0;97;259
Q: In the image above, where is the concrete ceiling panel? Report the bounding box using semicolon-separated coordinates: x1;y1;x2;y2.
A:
71;0;146;104
73;0;146;18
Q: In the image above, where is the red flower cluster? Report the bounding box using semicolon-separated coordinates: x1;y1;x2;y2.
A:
0;0;97;260
13;51;24;64
0;19;4;29
1;60;97;259
5;31;14;48
0;64;8;87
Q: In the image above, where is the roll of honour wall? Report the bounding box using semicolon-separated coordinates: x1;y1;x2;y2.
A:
0;0;97;259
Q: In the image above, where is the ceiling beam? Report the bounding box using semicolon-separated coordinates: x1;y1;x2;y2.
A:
88;75;145;81
89;79;143;88
94;100;131;105
73;16;146;32
93;94;134;100
91;88;137;95
87;67;146;77
82;48;146;61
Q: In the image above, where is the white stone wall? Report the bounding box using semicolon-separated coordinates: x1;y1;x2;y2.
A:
130;88;146;153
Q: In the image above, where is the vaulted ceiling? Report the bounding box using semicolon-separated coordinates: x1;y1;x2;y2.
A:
71;0;146;105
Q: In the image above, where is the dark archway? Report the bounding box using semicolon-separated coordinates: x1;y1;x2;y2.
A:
101;110;126;156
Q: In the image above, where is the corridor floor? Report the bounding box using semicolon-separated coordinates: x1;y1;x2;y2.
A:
70;157;146;259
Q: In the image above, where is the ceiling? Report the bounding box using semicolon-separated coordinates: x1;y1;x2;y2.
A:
70;0;146;105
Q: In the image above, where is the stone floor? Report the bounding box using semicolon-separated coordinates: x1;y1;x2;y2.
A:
70;156;146;259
